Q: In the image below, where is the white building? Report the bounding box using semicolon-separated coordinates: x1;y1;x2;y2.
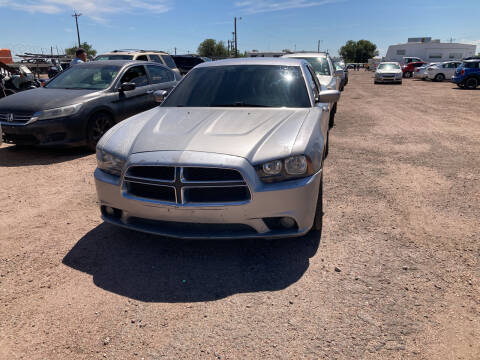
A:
385;37;476;62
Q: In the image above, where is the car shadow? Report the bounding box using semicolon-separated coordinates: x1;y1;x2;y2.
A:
62;222;321;303
0;144;91;167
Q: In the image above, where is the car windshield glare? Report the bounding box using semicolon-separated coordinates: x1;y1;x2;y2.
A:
45;65;120;90
378;64;400;70
162;65;311;108
293;57;331;76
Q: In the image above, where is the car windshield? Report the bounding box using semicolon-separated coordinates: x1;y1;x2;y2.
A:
291;57;330;76
45;64;120;90
95;55;134;60
378;64;400;70
162;65;310;108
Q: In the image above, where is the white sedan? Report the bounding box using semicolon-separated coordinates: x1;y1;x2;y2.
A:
425;61;462;82
374;62;403;84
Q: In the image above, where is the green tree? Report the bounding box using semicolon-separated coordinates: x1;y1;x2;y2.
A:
198;39;230;58
65;42;97;58
339;40;378;63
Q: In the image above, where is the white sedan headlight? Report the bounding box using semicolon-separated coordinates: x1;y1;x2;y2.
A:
256;155;313;183
96;148;126;176
31;103;82;121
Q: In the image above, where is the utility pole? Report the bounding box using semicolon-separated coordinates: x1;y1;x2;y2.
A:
317;40;323;53
234;17;242;57
72;11;82;47
174;47;177;55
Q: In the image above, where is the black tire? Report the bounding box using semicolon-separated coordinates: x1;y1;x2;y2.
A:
465;77;478;89
86;112;115;152
457;83;464;88
329;103;336;128
434;73;445;82
311;171;323;232
404;71;412;78
324;132;329;158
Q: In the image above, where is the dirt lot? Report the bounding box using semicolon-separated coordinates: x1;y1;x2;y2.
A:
1;71;479;360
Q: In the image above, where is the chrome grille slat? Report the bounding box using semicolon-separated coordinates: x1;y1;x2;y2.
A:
123;166;251;204
0;112;33;125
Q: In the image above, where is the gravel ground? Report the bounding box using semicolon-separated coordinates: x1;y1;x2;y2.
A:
0;71;479;360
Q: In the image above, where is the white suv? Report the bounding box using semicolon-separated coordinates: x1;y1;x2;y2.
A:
282;52;343;127
95;50;180;75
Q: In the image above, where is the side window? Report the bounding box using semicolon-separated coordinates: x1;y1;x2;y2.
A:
120;66;149;87
148;54;162;63
147;65;174;84
136;55;148;61
304;66;320;100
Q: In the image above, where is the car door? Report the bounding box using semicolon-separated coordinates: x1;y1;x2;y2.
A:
116;65;151;120
145;65;177;104
445;62;457;77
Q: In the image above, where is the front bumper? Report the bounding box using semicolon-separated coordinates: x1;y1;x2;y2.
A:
1;114;87;147
94;151;322;239
375;76;402;83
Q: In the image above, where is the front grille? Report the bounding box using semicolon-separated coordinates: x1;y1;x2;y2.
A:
0;112;34;125
124;166;251;205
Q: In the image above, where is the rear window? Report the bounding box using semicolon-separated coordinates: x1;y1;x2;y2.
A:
290;57;330;76
95;55;133;60
162;65;310;108
161;55;178;69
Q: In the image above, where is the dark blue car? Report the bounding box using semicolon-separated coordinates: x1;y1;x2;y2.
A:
452;59;480;89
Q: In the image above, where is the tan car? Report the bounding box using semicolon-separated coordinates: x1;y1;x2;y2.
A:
95;50;180;76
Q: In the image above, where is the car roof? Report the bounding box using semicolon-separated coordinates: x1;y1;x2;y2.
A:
99;50;169;55
379;62;400;64
282;52;328;58
195;57;308;68
79;60;165;67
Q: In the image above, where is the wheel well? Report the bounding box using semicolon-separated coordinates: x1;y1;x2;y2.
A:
85;110;115;135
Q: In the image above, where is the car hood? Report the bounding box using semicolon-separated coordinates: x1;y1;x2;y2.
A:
0;87;100;112
124;107;310;164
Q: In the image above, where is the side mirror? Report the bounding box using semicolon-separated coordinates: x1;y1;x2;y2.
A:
154;90;168;103
120;82;136;92
317;90;340;104
334;69;344;77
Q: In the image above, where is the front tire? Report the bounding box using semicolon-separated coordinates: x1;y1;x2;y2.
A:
311;171;323;232
404;71;412;78
329;103;336;128
434;73;445;82
86;112;115;152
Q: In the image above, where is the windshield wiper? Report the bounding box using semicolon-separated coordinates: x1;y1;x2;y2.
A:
210;102;272;107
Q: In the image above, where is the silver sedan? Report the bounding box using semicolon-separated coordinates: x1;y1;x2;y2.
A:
94;58;340;239
374;62;403;84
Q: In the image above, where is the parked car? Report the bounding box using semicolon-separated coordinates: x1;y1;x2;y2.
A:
94;58;340;239
401;56;423;65
95;50;180;76
452;59;480;89
413;62;439;80
425;61;462;82
402;61;427;78
172;55;206;75
334;62;347;90
282;52;343;127
0;60;180;149
374;62;403;84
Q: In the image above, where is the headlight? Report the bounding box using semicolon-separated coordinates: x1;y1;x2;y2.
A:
256;155;314;183
31;103;82;121
96;148;125;176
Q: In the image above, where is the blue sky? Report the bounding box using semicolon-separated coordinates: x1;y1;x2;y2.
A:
1;0;479;58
